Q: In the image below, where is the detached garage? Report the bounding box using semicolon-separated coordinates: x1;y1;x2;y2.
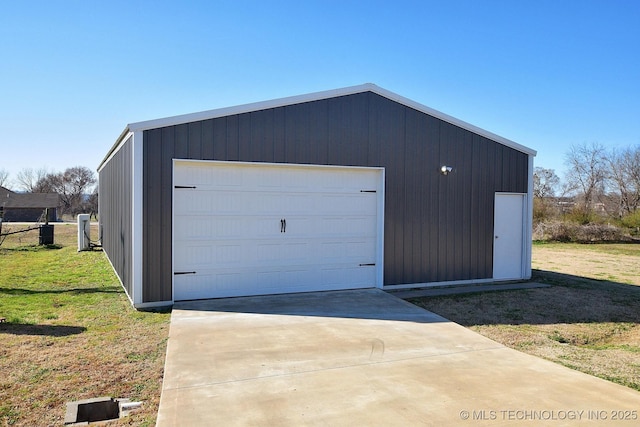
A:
98;83;536;309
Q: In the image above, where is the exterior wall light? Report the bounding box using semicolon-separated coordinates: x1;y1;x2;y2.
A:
440;166;453;175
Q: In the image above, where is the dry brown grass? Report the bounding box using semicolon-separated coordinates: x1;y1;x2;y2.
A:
411;242;640;392
0;223;170;426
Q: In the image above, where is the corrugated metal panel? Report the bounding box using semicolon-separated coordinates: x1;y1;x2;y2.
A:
139;91;529;302
99;135;133;297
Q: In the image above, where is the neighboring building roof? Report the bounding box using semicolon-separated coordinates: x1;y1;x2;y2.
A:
0;186;15;198
1;192;61;209
100;83;536;170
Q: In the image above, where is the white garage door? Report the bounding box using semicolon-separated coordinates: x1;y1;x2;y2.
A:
173;160;384;301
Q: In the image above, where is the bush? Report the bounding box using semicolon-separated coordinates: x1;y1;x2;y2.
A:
621;210;640;229
533;221;631;243
563;206;601;225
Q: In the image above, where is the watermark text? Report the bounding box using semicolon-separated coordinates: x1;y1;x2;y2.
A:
459;409;637;422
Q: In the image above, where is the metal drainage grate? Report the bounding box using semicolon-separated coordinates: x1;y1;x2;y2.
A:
65;397;142;425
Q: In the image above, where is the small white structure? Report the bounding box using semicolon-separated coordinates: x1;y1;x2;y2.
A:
77;214;91;251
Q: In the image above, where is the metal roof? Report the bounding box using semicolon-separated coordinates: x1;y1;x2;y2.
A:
1;192;61;209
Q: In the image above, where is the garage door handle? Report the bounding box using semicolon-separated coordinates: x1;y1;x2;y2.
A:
280;218;287;233
174;271;196;275
283;218;286;233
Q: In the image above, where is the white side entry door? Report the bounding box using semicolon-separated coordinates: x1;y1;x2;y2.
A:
493;193;525;280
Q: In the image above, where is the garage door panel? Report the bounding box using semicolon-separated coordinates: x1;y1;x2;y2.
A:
321;266;374;287
320;216;376;236
173;162;382;301
174;243;210;267
176;266;376;300
282;193;315;214
318;239;375;262
175;163;244;187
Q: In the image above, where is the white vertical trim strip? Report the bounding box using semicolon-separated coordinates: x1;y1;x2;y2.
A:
376;168;385;288
132;131;144;305
171;159;177;303
524;155;535;279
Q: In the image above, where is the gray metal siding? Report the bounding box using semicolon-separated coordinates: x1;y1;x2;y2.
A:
141;92;528;302
99;136;133;297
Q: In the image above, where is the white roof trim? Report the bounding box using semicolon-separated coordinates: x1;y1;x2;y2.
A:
128;84;376;133
106;83;535;168
369;85;536;156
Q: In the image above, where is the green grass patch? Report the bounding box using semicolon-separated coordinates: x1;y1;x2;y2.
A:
532;241;640;257
0;225;171;426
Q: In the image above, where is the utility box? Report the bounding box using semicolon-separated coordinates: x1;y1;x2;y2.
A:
78;214;91;251
39;224;54;245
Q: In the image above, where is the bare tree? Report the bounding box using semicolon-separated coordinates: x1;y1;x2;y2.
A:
34;166;96;216
533;167;561;222
533;167;559;198
0;168;9;188
564;143;607;216
15;167;50;192
606;145;640;217
33;172;63;193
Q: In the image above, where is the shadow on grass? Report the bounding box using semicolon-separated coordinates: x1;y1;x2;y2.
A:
0;244;64;251
0;287;121;295
409;270;640;326
534;269;640;291
0;323;86;336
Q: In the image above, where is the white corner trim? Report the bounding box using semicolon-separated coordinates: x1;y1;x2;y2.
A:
369;85;537;157
524;155;535;279
98;130;133;172
377;168;385;288
127;84;377;132
132;131;144;305
171;159;176;303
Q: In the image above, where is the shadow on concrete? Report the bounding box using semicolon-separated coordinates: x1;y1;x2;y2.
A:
0;323;86;336
173;288;448;324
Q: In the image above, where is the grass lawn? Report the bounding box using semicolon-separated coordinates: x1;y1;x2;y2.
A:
411;242;640;392
0;223;170;426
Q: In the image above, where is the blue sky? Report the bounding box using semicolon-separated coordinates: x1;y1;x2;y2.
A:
1;0;639;188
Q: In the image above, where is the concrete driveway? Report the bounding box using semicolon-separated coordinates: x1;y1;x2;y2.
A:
157;289;640;426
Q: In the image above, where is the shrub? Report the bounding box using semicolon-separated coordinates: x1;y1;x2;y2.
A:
621;210;640;229
533;221;631;243
563;206;601;225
